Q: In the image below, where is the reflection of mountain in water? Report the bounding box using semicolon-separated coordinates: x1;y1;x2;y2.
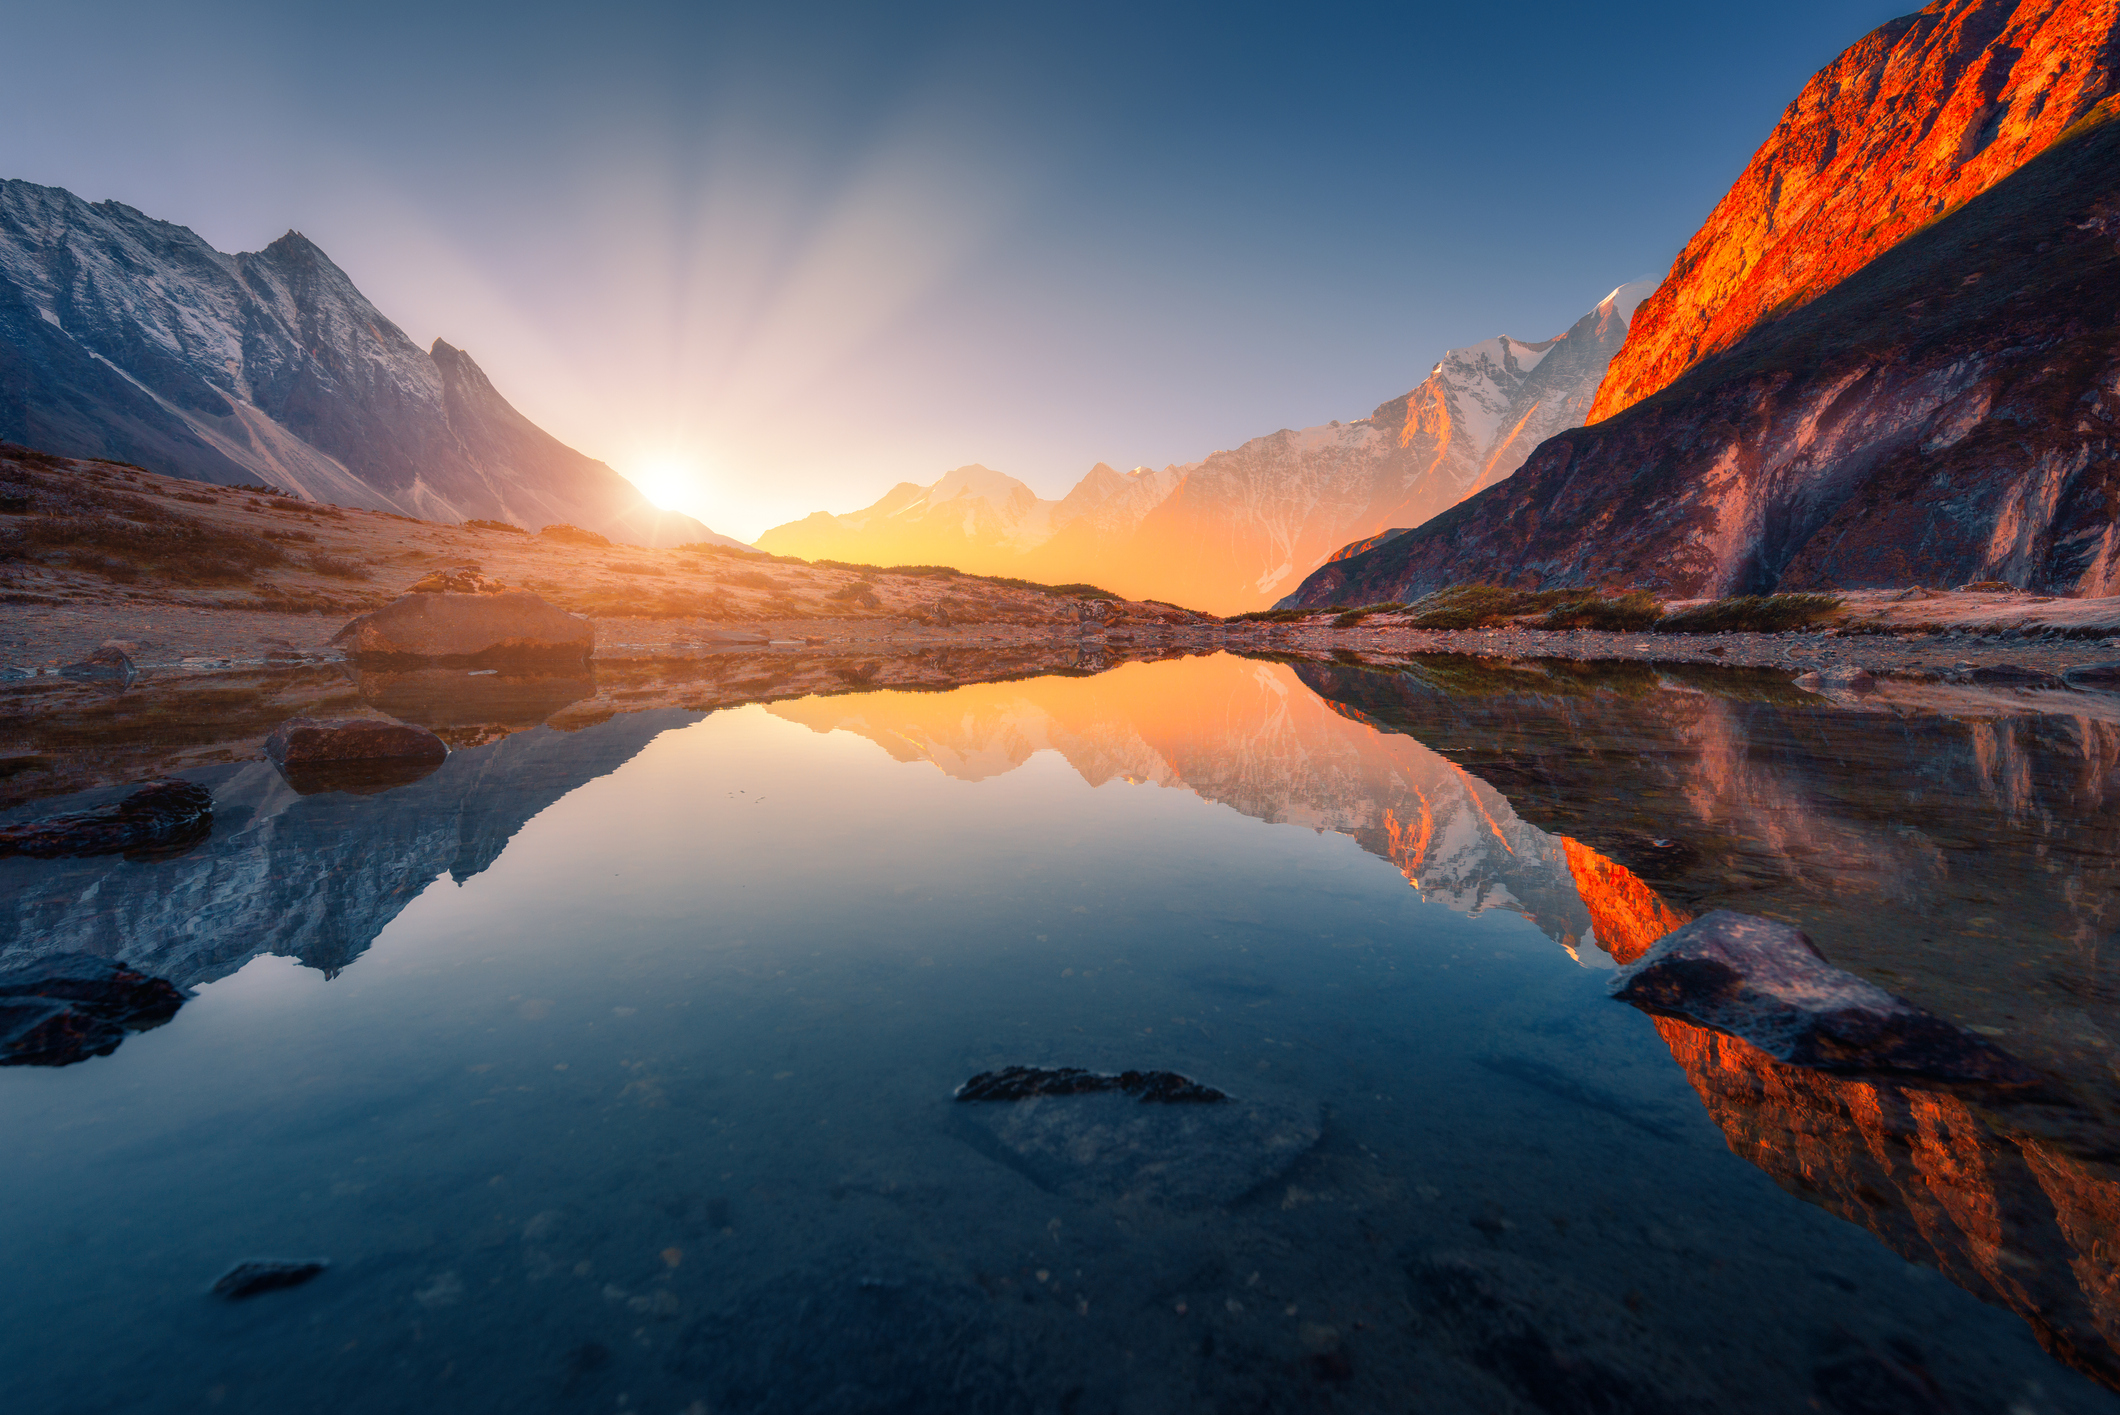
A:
778;650;2120;1393
768;654;1598;955
0;711;691;988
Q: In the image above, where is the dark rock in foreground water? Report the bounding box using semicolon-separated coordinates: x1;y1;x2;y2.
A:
956;1065;1226;1103
1610;911;2034;1084
265;717;448;796
0;954;186;1066
211;1260;329;1299
0;779;211;859
953;1067;1316;1206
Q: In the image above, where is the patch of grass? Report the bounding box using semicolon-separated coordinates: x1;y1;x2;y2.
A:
539;523;612;547
1535;591;1664;631
1403;585;1582;629
607;560;664;576
1226;607;1317;623
723;570;776;590
1655;593;1843;634
1332;602;1406;628
465;518;526;534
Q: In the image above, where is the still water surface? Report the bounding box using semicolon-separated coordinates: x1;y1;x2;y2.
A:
3;653;2116;1413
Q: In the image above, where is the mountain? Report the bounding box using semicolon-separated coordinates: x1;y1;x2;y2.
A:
0;179;732;548
1284;1;2120;608
757;280;1655;614
753;461;1182;576
1593;0;2120;422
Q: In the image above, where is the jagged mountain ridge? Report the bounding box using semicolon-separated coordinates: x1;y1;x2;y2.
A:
0;179;730;548
1285;7;2120;607
757;280;1655;614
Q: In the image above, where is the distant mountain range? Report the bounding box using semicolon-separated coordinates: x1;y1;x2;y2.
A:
758;279;1656;614
0;180;736;548
1286;0;2120;607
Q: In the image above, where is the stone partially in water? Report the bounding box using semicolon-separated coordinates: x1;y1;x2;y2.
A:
1610;911;2033;1084
956;1066;1226;1103
211;1260;329;1299
955;1071;1318;1206
265;717;448;796
0;779;212;859
60;642;136;685
0;954;186;1066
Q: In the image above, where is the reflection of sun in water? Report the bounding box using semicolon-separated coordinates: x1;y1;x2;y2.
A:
631;458;698;511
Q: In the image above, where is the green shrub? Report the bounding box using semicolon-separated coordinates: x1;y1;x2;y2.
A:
1536;591;1663;631
1332;602;1405;628
1403;585;1581;629
539;523;611;547
1655;593;1844;634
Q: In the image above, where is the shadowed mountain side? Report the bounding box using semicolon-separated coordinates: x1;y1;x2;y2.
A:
0;180;721;547
0;710;691;989
767;654;1596;952
1284;89;2120;607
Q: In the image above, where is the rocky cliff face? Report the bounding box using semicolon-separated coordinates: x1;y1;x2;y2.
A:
758;283;1651;613
1593;0;2120;422
1286;90;2120;606
0;180;724;547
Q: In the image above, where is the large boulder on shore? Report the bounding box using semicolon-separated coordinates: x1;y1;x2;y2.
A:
1610;910;2032;1084
265;717;448;796
0;953;186;1066
331;591;592;664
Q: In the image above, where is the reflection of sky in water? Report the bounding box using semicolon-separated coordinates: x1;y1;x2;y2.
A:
1;661;2114;1413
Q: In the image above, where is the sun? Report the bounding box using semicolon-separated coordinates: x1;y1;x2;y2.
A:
631;457;699;512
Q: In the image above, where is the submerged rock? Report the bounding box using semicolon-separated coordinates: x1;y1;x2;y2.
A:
2065;662;2120;689
1610;911;2033;1084
0;954;186;1066
210;1259;329;1299
1965;663;2065;689
956;1066;1226;1103
953;1067;1316;1206
265;717;447;796
0;779;212;859
331;590;593;665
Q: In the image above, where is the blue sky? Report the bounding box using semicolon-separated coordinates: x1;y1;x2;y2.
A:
4;0;1908;537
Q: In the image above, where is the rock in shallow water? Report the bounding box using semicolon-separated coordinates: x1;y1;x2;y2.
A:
210;1259;329;1299
953;1068;1317;1206
265;717;448;795
1610;910;2032;1084
0;954;186;1066
956;1065;1226;1102
0;779;212;859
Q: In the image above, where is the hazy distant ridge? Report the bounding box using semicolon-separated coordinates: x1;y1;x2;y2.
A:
758;279;1657;613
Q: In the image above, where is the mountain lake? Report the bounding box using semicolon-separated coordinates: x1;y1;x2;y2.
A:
4;650;2120;1414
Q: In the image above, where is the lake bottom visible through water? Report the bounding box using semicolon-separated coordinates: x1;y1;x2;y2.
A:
1;654;2114;1414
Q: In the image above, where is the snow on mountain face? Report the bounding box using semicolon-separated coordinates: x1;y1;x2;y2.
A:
0;179;724;547
760;281;1655;612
